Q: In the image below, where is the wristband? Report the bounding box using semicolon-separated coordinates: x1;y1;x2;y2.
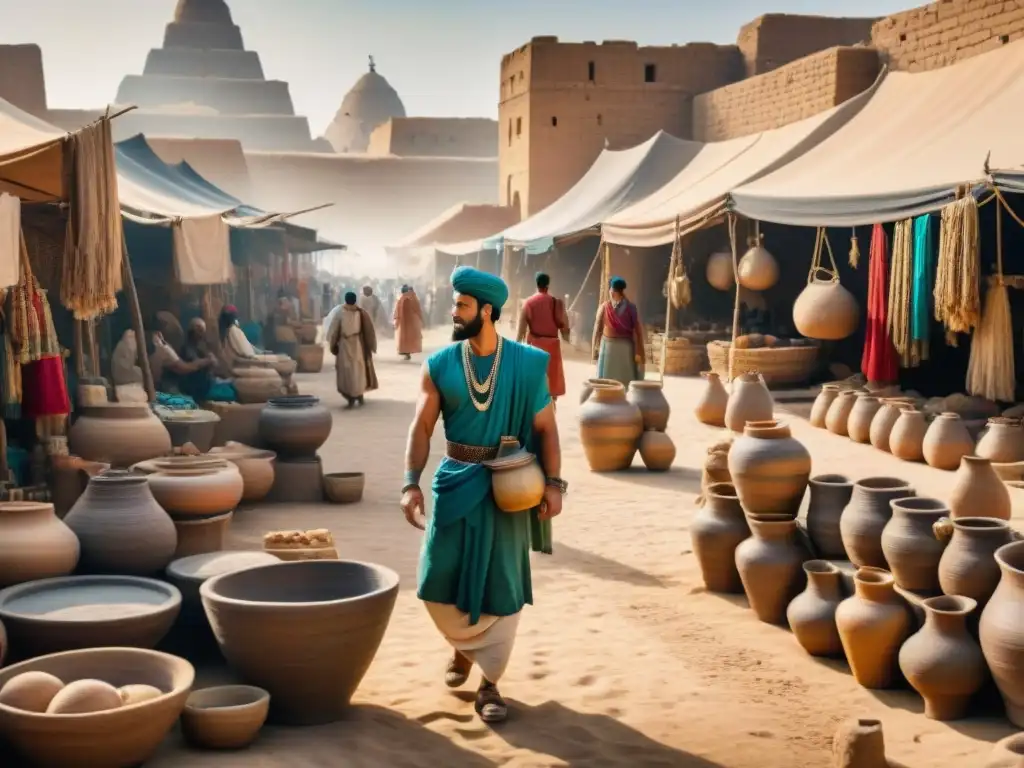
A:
404;468;422;488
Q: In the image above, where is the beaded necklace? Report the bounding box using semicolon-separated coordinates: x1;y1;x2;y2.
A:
461;336;503;412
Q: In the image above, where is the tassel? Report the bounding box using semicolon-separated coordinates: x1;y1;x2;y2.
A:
849;228;861;269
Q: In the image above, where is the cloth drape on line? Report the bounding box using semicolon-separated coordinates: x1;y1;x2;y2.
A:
888;219;914;367
0;194;21;289
910;214;934;362
934;195;980;345
172;214;232;285
861;223;899;384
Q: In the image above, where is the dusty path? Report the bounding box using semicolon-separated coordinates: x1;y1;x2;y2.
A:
149;330;1019;767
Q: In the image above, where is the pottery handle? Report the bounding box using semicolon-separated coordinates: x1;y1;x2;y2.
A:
933;517;954;545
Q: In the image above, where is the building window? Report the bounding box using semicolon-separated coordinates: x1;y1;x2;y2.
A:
509;76;515;92
588;61;595;81
508;119;512;146
597;114;602;126
644;63;656;83
519;71;524;81
516;117;522;136
551;116;558;127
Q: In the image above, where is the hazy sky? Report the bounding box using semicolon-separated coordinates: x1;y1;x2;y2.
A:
0;0;910;136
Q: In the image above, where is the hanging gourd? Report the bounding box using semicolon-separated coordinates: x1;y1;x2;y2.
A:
793;228;859;340
737;231;779;291
668;239;691;309
706;251;734;291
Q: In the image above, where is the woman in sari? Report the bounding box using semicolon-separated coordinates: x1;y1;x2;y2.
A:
592;276;645;388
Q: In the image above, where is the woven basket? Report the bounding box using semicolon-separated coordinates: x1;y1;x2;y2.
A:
651;333;706;377
706;341;821;387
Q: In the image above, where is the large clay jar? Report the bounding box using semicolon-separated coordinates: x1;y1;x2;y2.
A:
949;455;1011;520
805;474;853;559
694;372;728;427
147;464;245;518
847;394;882;444
728;420;810;518
809;385;839;429
626;381;670;432
689;483;750;593
258;396;332;459
734;517;806;625
211;445;277;504
977;418;1024;463
579;380;643;472
835;567;911;689
869;398;912;452
922;412;975;471
889;408;927;462
0;502;80;588
824;390;857;437
737;236;779;291
65;470;177;576
793;272;860;340
68;404;173;468
880;497;950;594
580;377;620;405
705;251;734;291
899;595;986;721
938;517;1014;606
987;734;1024;768
839;477;915;569
723;372;773;434
638;431;675;471
980;541;1024;728
787;560;844;657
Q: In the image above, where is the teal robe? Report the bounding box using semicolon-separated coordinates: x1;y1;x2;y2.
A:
417;339;551;625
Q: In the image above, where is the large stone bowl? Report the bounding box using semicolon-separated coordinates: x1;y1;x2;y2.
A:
200;560;399;725
0;647;193;767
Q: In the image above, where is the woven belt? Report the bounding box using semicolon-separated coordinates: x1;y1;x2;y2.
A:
445;441;499;464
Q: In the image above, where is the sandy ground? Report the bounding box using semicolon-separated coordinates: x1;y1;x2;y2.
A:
144;328;1022;768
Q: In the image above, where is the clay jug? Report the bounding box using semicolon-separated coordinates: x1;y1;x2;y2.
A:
793;271;860;340
690;483;750;593
787;560;844;657
68;404;173;468
839;477;915;569
0;502;80;588
809;385;839;429
938;517;1014;606
65;470;177;576
869;398;912;452
880;497;950;594
986;734;1024;768
694;372;728;427
724;372;773;433
737;235;779;291
922;412;975;471
258;395;332;459
899;595;986;721
627;381;670;432
889;408;927;462
734;517;806;625
727;420;811;518
580;377;619;405
824;390;857;437
976;418;1024;463
979;541;1024;728
805;474;853;559
847;394;881;444
579;380;643;472
949;455;1010;520
835;567;911;689
705;251;734;291
638;431;675;471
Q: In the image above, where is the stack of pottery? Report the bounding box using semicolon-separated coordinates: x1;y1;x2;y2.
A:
579;380;643;472
627;381;674;472
835;567;910;689
259;396;332;502
723;372;773;434
922;413;975;471
159;409;221;454
694;372;728;427
68;404;172;468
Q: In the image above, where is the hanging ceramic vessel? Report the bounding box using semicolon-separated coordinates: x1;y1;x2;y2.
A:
880;497;950;594
705;251;734;292
737;234;779;292
949;455;1010;520
0;502;80;588
869;398;913;452
694;372;728;427
579;380;643;472
787;560;845;657
899;595;986;721
809;385;839;429
839;477;915;569
734;517;806;625
922;413;975;471
938;517;1014;606
727;420;810;518
889;408;927;462
689;483;750;593
835;567;911;689
638;431;675;471
68;404;173;468
793;273;860;341
825;390;857;437
847;394;882;444
976;418;1024;463
626;381;670;432
979;541;1024;728
723;372;773;433
805;474;853;559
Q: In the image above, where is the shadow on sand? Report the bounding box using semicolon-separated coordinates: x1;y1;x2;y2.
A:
542;542;670;589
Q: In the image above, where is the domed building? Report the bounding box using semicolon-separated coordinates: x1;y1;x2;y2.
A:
324;58;406;153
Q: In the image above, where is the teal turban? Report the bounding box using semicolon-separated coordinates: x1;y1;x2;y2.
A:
451;266;509;309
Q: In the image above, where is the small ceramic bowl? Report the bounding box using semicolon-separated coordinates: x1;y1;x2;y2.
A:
181;685;270;750
323;472;365;504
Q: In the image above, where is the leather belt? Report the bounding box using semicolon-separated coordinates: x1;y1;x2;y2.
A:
445;441;499;464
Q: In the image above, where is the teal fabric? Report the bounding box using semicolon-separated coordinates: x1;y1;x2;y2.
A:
207;382;237;402
451;266;509;309
241;322;262;347
417;339;551;624
155;392;197;410
597;336;638;388
911;214;934;343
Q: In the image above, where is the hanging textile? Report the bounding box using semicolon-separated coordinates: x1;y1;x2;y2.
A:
909;214;934;364
0;289;21;419
934;195;980;345
861;224;899;384
0;194;21;289
888;219;914;367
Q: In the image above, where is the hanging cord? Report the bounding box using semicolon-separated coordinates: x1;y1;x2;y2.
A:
849;226;861;268
807;227;841;284
727;213;741;381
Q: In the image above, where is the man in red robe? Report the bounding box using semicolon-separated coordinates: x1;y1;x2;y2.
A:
516;272;568;400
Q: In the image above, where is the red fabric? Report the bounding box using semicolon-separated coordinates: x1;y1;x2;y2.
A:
522;292;562;338
527;335;566;397
861;224;899;384
603;300;638;338
22;356;70;417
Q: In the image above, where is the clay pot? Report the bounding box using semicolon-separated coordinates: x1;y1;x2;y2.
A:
258;396;332;459
0;503;79;588
809;385;839;429
173;513;233;558
847;395;881;444
976;418;1024;463
727;420;810;518
949;455;1010;520
181;685;270;750
296;344;324;374
626;381;670;432
734;517;806;625
689;483;750;593
638;431;675;471
787;560;844;657
724;372;773;433
832;719;887;768
160;409;220;454
938;517;1014;606
793;272;860;340
869;398;912;452
51;456;109;518
805;474;853;559
835;567;911;689
839;477;915;569
210;446;276;503
987;734;1024;768
64;470;177;576
824;390;857;437
580;377;622;405
147;464;244;518
579;380;643;472
889;408;927;461
880;497;950;594
68;404;173;468
979;541;1024;728
737;236;779;291
899;595;986;720
705;251;734;291
694;372;728;427
922;412;975;471
486;439;545;512
233;374;284;405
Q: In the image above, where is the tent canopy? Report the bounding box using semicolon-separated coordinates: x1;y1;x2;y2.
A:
0;95;68;202
390;202;520;250
731;40;1024;226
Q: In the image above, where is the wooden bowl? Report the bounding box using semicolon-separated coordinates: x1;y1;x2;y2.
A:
181;685;270;750
323;472;365;505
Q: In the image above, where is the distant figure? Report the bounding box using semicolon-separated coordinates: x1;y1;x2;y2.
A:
218;304;258;371
394;285;423;361
177;318;230;402
328;292;378;407
516;272;568;400
592;276;644;388
359;285;389;334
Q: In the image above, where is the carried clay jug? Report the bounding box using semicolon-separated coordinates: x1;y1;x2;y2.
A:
979;541;1024;728
889;409;927;462
737;235;779;292
727;420;811;518
977;418;1024;464
705;251;734;292
809;385;839;429
839;477;915;569
949;455;1010;520
485;439;546;513
627;381;670;432
824;390;857;437
787;560;844;657
938;517;1014;606
690;483;750;593
793;271;860;341
847;394;882;444
922;413;975;471
835;567;911;689
0;502;80;588
68;404;173;468
638;431;675;471
899;595;986;721
869;398;912;452
986;734;1024;768
880;497;950;594
724;372;773;433
734;517;807;625
805;474;853;559
694;372;728;427
579;380;643;472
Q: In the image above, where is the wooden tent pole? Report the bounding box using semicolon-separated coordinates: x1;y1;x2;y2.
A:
83;320;98;378
72;320;85;378
727;213;741;382
120;236;155;401
660;218;680;385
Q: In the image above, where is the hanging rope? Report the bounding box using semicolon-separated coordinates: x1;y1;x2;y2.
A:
849;226;861;268
727;213;741;381
934;192;981;345
887;219;914;367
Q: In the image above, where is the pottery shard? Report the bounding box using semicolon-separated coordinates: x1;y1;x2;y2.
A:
263;529;334;549
832;718;887;768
